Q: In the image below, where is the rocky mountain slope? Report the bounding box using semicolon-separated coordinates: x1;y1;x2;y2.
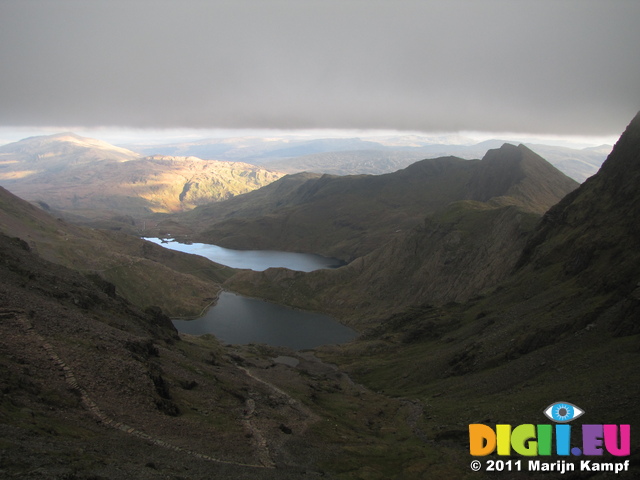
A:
0;233;328;478
315;113;640;476
0;176;463;479
2;116;637;478
0;133;284;218
175;144;578;262
0;185;234;317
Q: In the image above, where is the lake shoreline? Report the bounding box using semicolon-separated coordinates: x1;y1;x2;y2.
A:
144;237;344;272
172;291;358;349
147;237;357;348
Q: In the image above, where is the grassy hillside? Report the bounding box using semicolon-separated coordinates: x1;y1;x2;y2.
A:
222;145;576;324
0;185;234;316
0;218;474;479
314;113;640;476
175;144;577;262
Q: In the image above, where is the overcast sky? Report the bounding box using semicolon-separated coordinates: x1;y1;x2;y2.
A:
1;0;639;139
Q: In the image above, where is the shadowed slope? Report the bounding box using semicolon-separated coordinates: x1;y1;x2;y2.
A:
317;113;640;476
0;185;234;316
182;144;577;261
223;145;577;323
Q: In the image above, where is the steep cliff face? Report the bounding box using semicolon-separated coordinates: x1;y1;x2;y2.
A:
517;113;640;296
309;116;640;478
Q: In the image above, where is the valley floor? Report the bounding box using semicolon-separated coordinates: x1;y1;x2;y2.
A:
1;300;469;479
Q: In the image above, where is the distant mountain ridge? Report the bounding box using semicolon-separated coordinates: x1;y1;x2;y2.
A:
222;143;579;322
1;131;139;160
0;133;284;217
0;132;139;181
125;134;610;182
174;143;578;262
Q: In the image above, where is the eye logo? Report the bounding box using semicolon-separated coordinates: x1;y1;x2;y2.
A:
543;402;584;423
470;402;630;457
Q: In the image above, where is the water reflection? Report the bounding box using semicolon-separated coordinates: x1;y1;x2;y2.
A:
145;238;343;272
173;292;357;350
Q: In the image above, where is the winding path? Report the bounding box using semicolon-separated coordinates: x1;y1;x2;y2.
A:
13;310;274;470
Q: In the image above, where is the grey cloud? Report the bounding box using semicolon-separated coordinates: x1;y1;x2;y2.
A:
1;0;639;135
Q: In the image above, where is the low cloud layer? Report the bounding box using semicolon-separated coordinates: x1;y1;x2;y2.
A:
1;0;639;136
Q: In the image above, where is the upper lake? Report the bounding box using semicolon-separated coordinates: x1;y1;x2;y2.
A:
144;238;344;272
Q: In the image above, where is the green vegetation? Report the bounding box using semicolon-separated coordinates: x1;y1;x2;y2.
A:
1;116;639;477
173;144;576;263
0;185;236;317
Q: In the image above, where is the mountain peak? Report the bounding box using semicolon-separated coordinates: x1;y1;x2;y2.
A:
481;142;550;166
50;131;84;139
592;111;640;183
466;142;578;211
0;132;140;159
478;143;547;173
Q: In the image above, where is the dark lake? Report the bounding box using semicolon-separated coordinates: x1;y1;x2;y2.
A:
172;291;358;350
144;238;344;272
146;238;356;348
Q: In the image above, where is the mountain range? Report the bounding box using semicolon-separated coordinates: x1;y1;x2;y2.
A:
1;113;638;478
126;134;611;183
168;143;578;265
0;132;284;219
0;131;609;234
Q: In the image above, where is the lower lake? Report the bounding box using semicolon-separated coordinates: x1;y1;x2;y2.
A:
144;238;344;272
173;291;358;350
